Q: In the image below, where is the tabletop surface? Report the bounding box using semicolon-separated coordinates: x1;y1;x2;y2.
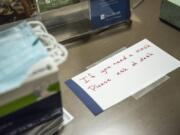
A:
55;0;180;135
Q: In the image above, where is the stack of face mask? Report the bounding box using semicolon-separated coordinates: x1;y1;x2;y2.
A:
0;21;67;135
0;22;49;92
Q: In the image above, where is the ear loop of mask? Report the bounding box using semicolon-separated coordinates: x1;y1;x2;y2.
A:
28;21;68;66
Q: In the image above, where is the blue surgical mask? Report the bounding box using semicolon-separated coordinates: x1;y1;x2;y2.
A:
0;22;48;93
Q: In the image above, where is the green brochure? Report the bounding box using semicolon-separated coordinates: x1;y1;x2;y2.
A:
37;0;79;12
168;0;180;6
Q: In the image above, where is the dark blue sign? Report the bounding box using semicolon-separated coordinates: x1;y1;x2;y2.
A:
90;0;131;29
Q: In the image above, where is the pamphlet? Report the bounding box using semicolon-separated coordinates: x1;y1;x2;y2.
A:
37;0;78;13
90;0;131;29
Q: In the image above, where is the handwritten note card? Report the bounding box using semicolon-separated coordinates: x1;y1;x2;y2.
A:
66;39;180;115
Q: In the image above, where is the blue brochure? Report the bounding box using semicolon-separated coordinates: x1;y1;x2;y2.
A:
90;0;131;29
0;93;63;134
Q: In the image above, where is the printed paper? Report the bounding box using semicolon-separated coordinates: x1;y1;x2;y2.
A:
66;39;180;115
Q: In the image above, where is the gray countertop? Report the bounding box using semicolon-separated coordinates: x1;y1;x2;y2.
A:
55;0;180;134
